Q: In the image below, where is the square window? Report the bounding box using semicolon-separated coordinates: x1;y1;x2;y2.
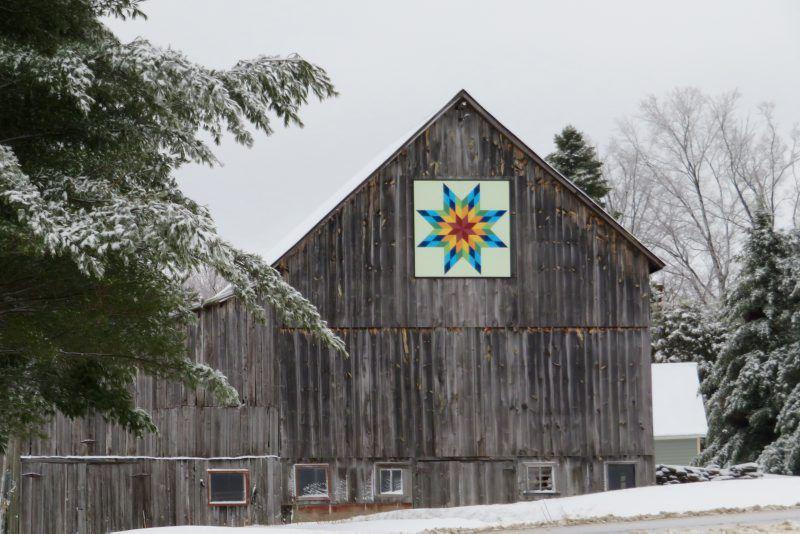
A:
525;464;555;493
207;469;248;506
606;463;636;490
379;468;403;495
295;464;329;499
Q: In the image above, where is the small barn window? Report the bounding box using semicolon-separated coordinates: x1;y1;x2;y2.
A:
295;464;329;499
378;468;403;495
525;463;555;493
207;469;248;506
606;462;636;490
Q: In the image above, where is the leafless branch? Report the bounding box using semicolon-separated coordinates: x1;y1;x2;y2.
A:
604;88;799;303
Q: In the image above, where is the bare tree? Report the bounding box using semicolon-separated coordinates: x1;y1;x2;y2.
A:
605;88;800;304
604;137;658;243
712;97;800;227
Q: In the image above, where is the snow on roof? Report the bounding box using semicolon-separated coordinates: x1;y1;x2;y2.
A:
201;284;234;306
651;362;708;439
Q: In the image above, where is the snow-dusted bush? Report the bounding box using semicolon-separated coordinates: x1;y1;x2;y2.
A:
651;298;726;380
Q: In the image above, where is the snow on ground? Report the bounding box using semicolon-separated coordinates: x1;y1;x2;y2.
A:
115;476;800;534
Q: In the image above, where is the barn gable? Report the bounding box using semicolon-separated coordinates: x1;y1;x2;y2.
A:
205;89;662;306
265;90;660;330
272;89;662;270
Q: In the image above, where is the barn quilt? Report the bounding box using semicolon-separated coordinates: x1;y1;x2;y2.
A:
414;180;510;277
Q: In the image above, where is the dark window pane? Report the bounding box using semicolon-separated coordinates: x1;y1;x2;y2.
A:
209;471;246;503
391;470;402;493
607;463;636;490
297;466;328;497
540;469;552;491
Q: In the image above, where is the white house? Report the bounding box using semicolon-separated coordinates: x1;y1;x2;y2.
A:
651;362;709;465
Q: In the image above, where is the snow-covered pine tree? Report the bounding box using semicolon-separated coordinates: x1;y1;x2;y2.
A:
546;125;610;206
651;297;725;381
0;0;341;451
699;212;800;473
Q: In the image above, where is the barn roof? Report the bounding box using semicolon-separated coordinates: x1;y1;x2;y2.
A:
203;89;664;307
651;362;709;439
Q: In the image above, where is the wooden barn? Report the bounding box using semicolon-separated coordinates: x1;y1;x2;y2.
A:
9;90;664;533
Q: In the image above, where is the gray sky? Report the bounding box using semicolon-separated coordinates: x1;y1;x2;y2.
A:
106;0;800;258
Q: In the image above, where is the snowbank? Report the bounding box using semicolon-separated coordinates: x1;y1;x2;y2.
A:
115;476;800;533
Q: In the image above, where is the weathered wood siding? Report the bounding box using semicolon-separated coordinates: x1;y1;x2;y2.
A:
279;327;653;460
278;100;652;330
23;300;281;458
18;456;281;533
15;94;658;532
273;97;654;474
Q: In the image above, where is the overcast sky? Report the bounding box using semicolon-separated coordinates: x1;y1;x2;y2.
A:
106;0;800;258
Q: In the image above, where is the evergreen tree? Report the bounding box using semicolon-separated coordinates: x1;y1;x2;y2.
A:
546;125;610;205
699;212;800;473
0;0;341;451
651;298;725;381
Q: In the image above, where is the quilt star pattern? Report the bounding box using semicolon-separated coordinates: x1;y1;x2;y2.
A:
414;181;510;277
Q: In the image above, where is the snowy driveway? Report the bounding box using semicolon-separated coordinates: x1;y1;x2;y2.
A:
505;507;800;532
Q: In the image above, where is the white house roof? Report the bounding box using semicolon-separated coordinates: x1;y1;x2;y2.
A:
651;362;708;439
